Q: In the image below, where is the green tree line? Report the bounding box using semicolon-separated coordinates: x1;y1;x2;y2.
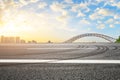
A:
116;36;120;43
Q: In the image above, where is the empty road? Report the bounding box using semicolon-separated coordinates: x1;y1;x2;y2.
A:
0;43;120;80
0;43;120;59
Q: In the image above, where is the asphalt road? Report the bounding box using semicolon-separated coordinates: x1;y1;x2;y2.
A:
0;63;120;80
0;43;120;80
0;43;120;59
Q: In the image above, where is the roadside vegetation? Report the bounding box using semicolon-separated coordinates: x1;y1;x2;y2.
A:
116;36;120;43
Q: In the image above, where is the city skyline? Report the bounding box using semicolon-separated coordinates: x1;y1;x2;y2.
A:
0;0;120;42
0;35;38;44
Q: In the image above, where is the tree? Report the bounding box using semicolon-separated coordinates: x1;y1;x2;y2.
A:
116;36;120;43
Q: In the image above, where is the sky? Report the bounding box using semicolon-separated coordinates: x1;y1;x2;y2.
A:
0;0;120;42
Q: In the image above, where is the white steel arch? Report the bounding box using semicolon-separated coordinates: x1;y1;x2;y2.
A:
64;33;116;43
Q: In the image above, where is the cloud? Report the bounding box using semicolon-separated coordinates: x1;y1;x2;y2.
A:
91;0;104;5
50;1;69;25
79;19;90;25
109;24;115;28
0;0;73;32
0;0;17;9
105;18;114;24
97;8;113;16
0;0;18;26
115;21;120;24
89;12;103;20
109;1;120;8
71;4;79;12
70;2;90;13
30;0;39;3
97;24;105;29
64;0;73;3
36;12;74;32
50;2;67;16
50;2;64;12
105;18;120;25
56;15;68;24
38;2;47;9
77;11;85;17
19;0;38;5
19;0;29;6
89;8;114;20
97;20;102;24
114;14;120;19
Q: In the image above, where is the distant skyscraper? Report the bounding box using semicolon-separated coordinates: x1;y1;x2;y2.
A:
4;37;8;43
1;36;4;43
16;37;20;43
9;37;15;43
0;35;38;44
1;36;21;43
20;40;26;43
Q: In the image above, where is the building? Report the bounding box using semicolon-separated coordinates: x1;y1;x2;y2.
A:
16;37;20;43
32;40;37;43
0;35;38;44
0;36;25;44
20;39;26;43
1;36;4;43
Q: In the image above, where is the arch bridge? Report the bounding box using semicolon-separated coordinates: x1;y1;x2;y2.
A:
64;33;116;43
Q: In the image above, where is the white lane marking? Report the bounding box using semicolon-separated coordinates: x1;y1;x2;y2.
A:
0;59;120;64
0;59;55;63
27;48;95;49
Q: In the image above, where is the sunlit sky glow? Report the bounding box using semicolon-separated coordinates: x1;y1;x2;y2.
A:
0;0;120;42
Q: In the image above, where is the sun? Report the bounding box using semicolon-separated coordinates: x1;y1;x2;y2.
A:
0;12;32;36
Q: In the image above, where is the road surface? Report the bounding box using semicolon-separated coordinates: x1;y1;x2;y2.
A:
0;63;120;80
0;43;120;80
0;43;120;59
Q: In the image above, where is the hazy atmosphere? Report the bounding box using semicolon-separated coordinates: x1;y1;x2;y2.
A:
0;1;120;80
0;0;120;42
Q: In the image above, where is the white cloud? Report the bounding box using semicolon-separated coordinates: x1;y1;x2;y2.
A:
0;0;5;9
50;2;67;16
71;2;90;13
79;3;88;8
38;2;47;9
109;24;114;28
97;8;113;16
64;0;73;3
77;11;85;17
19;0;39;6
105;18;114;24
114;14;120;19
37;12;74;32
0;0;20;26
50;2;64;12
97;20;102;24
115;21;120;24
89;13;103;20
110;1;120;8
71;4;79;12
97;24;105;29
105;18;120;25
19;0;29;5
30;0;38;3
56;15;68;25
79;19;90;25
91;0;104;5
89;8;113;20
